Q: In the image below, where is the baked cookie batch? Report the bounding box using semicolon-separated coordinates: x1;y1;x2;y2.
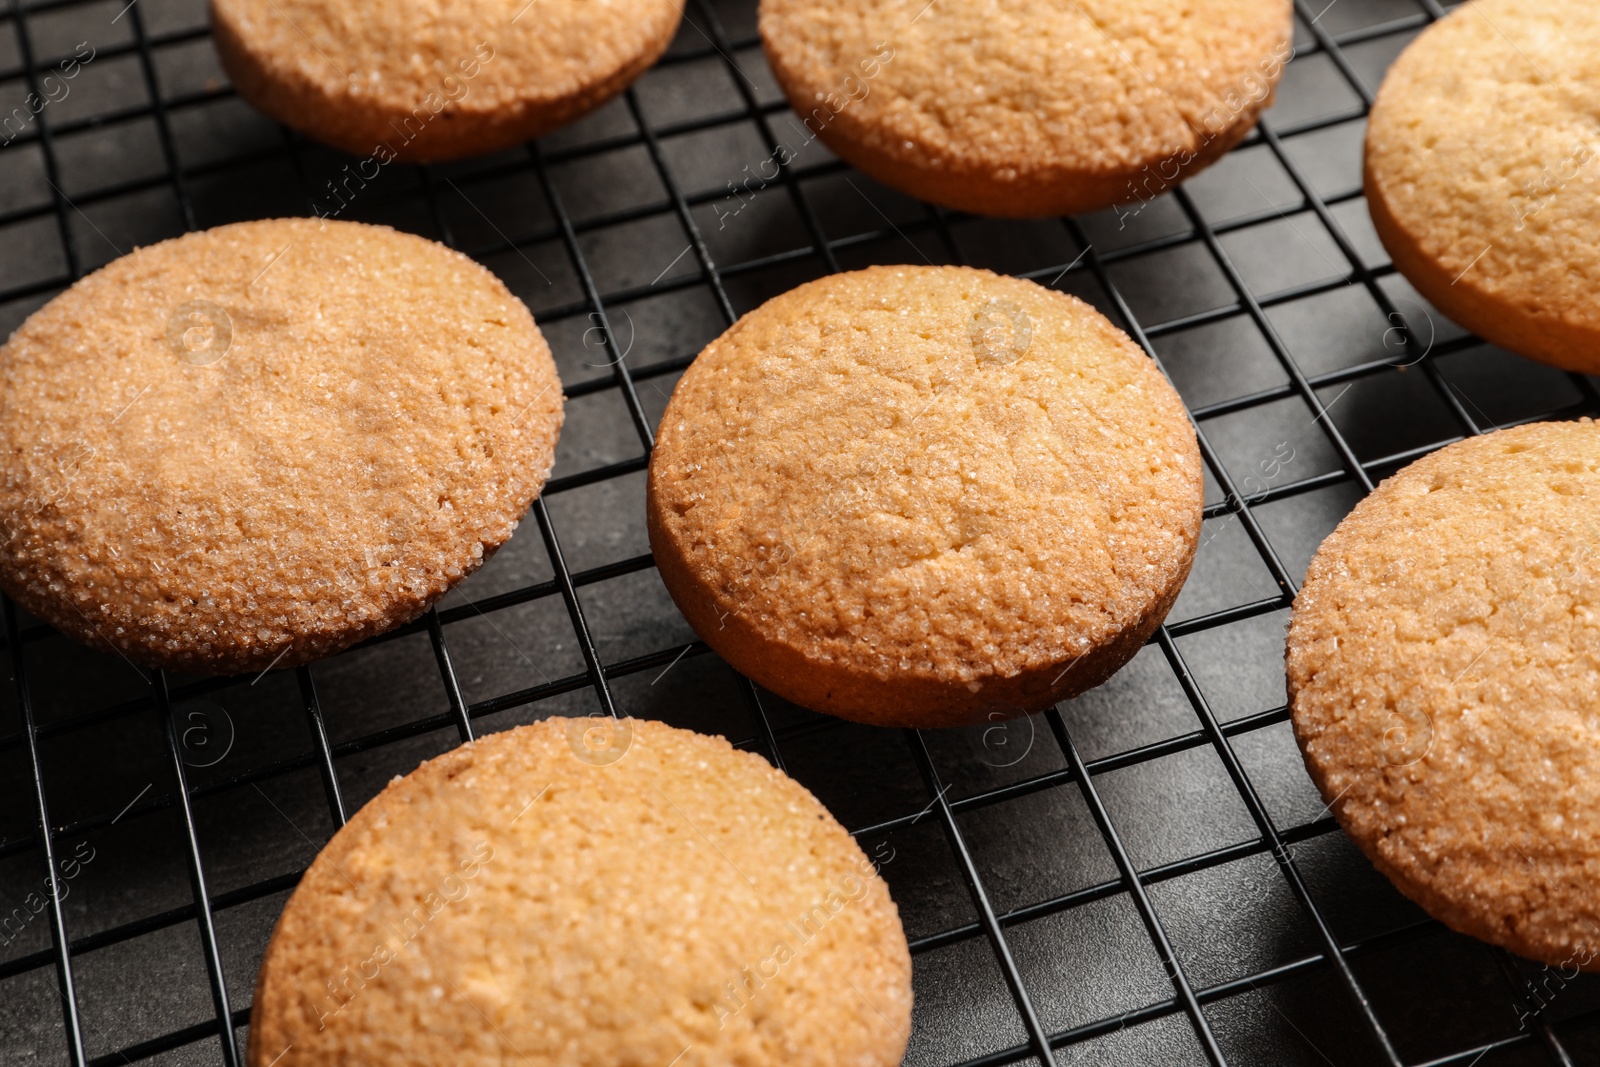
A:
0;0;1593;1062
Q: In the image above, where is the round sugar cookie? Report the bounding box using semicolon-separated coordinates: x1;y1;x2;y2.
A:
246;717;913;1067
1288;420;1600;969
759;0;1292;218
1365;0;1600;373
212;0;685;162
647;265;1203;728
0;218;564;675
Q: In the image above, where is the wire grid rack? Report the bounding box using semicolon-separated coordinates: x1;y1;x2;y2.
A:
1;0;1599;1063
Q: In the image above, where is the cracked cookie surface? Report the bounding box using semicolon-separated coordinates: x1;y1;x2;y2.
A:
0;218;563;674
248;717;913;1067
760;0;1291;217
648;265;1202;726
213;0;685;161
1289;420;1600;969
1365;0;1600;373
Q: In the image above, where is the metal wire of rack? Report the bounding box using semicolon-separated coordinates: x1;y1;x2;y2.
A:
1;0;1599;1064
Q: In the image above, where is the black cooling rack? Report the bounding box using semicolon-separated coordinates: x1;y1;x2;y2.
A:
3;0;1600;1064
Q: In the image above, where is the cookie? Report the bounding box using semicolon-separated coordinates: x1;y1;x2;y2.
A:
759;0;1292;218
1365;0;1600;374
247;717;913;1067
0;218;563;675
647;266;1203;728
212;0;685;162
1288;420;1600;970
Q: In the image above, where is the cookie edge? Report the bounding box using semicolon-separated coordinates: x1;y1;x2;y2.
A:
210;0;685;162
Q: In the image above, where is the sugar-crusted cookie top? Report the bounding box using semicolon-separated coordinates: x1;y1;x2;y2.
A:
0;218;562;674
247;717;912;1067
214;0;684;118
1366;0;1600;334
649;265;1201;690
1289;420;1600;967
760;0;1290;186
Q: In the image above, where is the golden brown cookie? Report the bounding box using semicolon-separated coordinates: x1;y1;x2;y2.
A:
647;266;1202;728
1365;0;1600;374
247;717;913;1067
0;218;563;675
1288;420;1600;970
759;0;1292;218
212;0;685;162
